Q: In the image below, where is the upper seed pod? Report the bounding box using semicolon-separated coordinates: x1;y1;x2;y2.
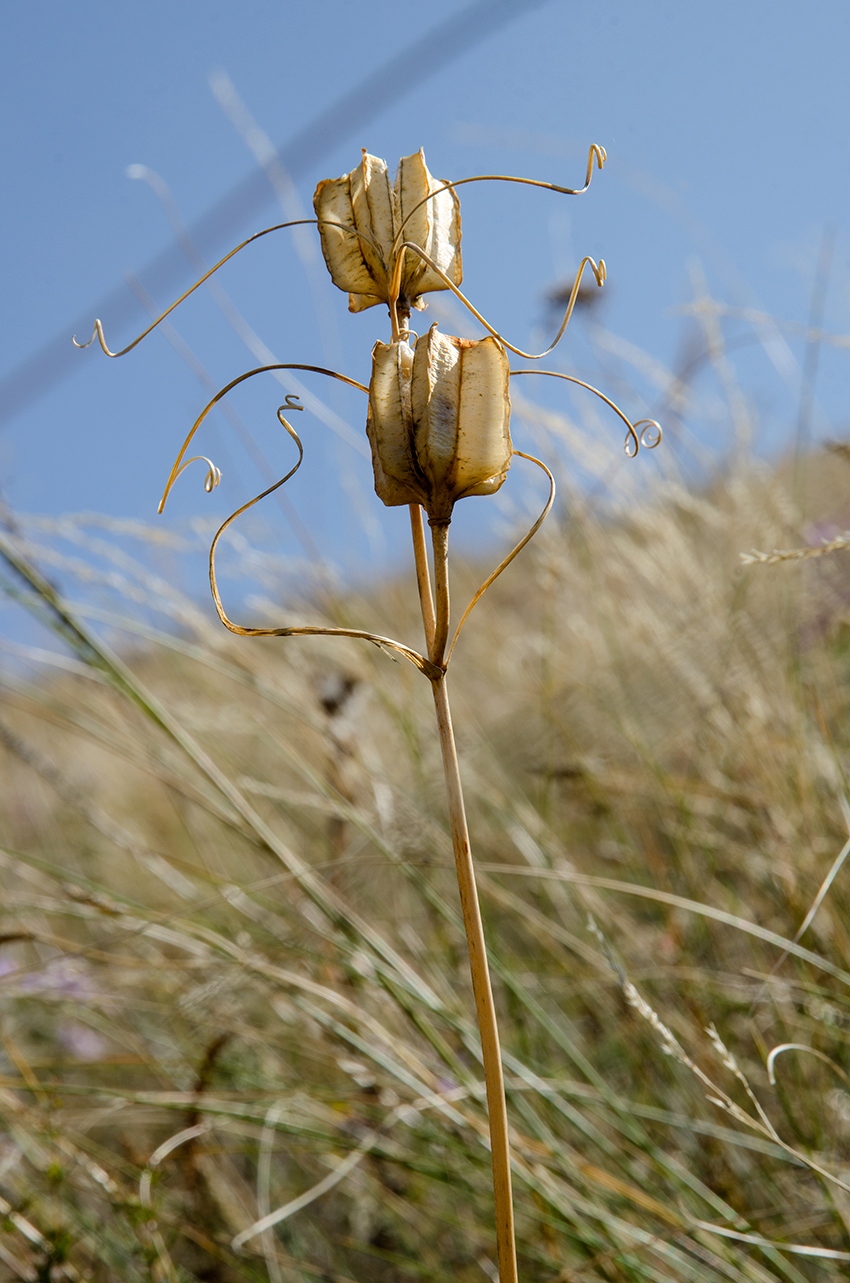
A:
314;150;462;313
366;324;511;523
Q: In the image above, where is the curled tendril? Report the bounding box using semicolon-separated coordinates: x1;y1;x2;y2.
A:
72;218;387;360
157;363;367;515
634;420;662;452
445;451;555;664
509;369;662;456
390;245;605;360
391;143;607;255
205;402;440;681
157;364;438;678
169;455;222;496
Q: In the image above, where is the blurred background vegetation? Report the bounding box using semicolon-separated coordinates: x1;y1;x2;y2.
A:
5;2;850;1278
3;294;850;1277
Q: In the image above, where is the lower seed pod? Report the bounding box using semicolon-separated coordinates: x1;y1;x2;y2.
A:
366;324;511;523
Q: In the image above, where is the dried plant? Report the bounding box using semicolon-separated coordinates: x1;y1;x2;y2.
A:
72;145;664;1280
6;327;850;1278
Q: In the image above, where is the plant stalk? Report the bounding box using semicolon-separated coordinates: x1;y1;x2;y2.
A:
430;677;518;1283
409;504;436;652
410;508;518;1283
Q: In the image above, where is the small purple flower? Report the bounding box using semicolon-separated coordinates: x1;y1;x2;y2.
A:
57;1021;108;1062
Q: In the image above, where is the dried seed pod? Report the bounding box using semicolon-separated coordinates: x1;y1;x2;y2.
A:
314;149;462;313
366;324;511;522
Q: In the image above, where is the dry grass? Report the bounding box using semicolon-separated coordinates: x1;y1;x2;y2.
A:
3;361;850;1281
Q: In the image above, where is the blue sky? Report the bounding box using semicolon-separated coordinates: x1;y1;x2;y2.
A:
2;0;849;606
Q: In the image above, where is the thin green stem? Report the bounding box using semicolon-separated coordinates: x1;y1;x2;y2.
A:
415;518;518;1283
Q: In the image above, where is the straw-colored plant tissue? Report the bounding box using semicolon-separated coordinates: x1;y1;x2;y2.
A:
314;148;462;312
367;325;511;521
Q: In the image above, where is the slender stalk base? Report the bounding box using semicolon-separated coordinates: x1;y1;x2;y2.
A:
408;506;518;1283
431;674;518;1283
